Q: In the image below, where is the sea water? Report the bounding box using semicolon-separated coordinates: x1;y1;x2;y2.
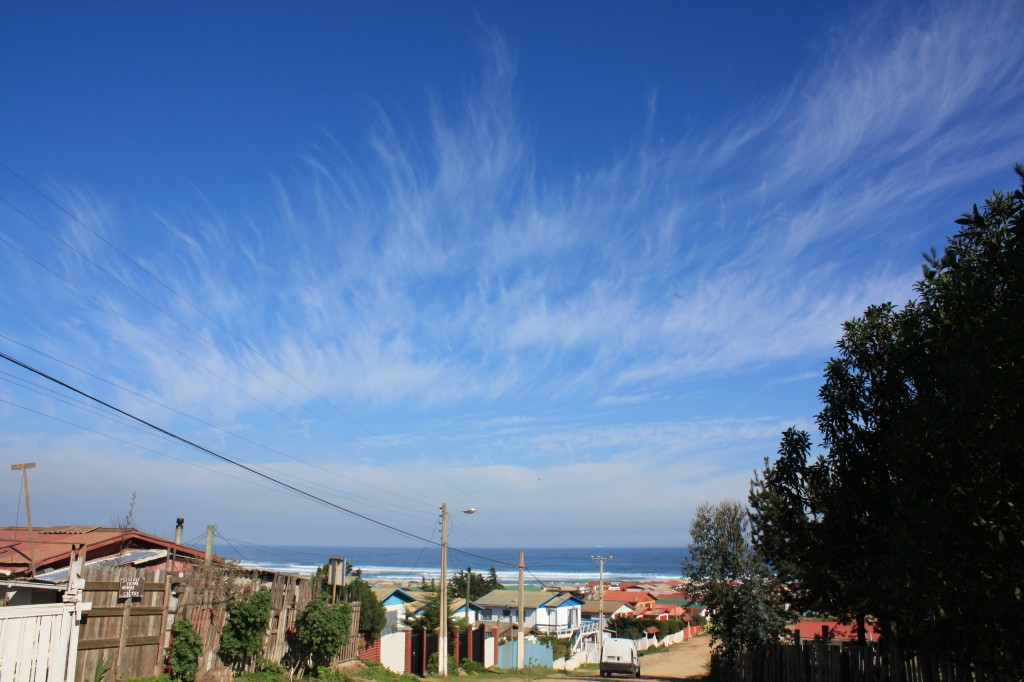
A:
212;544;688;586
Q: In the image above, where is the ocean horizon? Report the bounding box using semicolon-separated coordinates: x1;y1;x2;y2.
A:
211;544;689;586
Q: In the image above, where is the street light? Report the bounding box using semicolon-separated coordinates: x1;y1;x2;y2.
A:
440;504;476;677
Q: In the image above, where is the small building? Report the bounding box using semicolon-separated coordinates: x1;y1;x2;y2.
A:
475;588;583;638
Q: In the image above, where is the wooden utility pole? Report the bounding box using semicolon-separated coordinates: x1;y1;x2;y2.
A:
592;555;612;666
439;504;450;677
517;551;525;669
11;462;37;578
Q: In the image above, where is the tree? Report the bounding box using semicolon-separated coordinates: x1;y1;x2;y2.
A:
751;166;1024;675
682;500;791;663
449;567;495;600
342;577;387;641
289;598;352;675
219;588;272;672
404;582;455;633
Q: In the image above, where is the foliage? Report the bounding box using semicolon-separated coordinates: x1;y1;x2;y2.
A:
750;166;1024;675
220;588;273;672
460;658;485;674
682;500;791;661
289;598;352;674
449;567;502;600
536;634;569;661
313;671;351;682
358;661;420;682
608;616;684;640
403;583;455;633
166;619;203;682
426;653;457;676
93;657;111;682
339;578;387;641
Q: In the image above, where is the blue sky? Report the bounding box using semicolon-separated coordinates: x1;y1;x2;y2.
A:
1;0;1022;555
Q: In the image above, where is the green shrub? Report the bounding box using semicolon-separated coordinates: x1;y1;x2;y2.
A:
460;658;484;674
425;653;457;676
167;619;203;682
220;589;272;672
290;598;352;674
359;661;419;682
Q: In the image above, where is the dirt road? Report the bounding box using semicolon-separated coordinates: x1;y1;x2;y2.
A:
528;636;711;682
635;635;711;680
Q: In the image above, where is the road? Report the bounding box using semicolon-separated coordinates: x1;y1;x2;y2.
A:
529;636;711;682
635;636;711;680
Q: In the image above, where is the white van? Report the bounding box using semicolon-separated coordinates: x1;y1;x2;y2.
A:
600;637;640;678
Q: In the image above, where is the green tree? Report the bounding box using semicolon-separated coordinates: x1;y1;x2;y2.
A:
682;500;791;663
404;583;455;633
342;577;387;641
219;588;272;672
289;598;352;675
167;618;203;682
751;166;1024;675
449;567;493;600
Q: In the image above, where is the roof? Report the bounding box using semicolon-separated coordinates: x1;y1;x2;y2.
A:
789;620;881;642
476;588;572;610
0;526;211;577
602;590;656;603
581;600;630;616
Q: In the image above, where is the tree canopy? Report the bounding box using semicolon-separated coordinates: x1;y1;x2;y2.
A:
682;500;791;662
750;166;1024;674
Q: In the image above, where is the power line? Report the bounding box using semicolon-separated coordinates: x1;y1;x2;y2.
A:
0;160;477;502
0;348;521;570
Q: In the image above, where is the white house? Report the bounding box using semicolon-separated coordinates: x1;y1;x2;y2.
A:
475;589;584;638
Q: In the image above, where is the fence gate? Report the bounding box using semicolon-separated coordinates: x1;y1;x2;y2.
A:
0;546;89;682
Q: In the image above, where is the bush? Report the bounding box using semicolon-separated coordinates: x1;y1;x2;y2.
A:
220;589;272;672
425;653;457;676
359;661;419;682
167;619;203;682
290;598;352;674
460;659;484;674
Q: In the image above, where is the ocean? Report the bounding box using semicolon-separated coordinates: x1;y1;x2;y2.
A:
212;544;688;586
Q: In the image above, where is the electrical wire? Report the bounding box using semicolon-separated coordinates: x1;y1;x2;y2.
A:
0;161;478;502
0;349;501;554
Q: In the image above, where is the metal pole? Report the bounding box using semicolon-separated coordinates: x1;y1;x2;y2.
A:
517;551;525;669
592;555;612;666
439;503;449;677
11;463;37;578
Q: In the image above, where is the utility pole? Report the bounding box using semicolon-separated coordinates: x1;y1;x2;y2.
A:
592;555;612;666
11;463;37;578
439;504;476;677
205;525;215;565
440;503;449;677
517;551;525;669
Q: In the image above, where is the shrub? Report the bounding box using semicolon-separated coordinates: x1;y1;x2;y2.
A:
425;653;457;676
460;659;484;674
167;619;203;682
220;589;272;672
290;598;352;674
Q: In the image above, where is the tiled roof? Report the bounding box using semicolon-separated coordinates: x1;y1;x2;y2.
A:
476;588;564;609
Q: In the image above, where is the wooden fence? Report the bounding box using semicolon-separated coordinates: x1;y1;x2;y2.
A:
74;562;359;682
720;643;998;682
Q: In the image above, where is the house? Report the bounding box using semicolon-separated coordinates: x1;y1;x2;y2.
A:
581;599;633;621
0;524;213;606
789;620;881;643
475;588;583;638
0;525;212;579
600;590;657;613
